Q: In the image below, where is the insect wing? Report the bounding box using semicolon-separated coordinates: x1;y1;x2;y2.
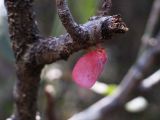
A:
72;49;107;88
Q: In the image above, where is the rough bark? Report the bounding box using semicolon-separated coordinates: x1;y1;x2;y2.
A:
4;0;128;120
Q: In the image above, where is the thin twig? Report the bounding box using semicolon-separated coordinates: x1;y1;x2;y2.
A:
98;0;112;16
142;0;160;39
56;0;86;40
140;69;160;92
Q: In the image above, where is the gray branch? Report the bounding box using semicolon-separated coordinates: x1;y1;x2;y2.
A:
4;0;128;120
69;36;160;120
27;15;128;66
69;0;160;119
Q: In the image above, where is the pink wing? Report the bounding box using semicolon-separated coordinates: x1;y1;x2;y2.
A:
72;48;107;88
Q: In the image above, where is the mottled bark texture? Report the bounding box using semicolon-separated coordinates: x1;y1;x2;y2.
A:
5;0;128;119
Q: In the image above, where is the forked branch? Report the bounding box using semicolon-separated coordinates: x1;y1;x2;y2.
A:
5;0;128;120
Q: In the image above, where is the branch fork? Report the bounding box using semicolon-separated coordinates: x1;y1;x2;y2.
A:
5;0;128;119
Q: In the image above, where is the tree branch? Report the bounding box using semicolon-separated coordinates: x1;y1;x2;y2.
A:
27;15;128;65
56;0;86;40
69;36;160;120
140;69;160;94
98;0;112;16
5;0;40;60
5;0;128;120
69;0;160;118
142;0;160;39
5;0;42;120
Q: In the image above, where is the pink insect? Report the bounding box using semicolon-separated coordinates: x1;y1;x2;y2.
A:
72;48;107;88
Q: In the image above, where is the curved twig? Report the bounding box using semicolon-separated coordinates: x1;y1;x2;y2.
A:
56;0;87;40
